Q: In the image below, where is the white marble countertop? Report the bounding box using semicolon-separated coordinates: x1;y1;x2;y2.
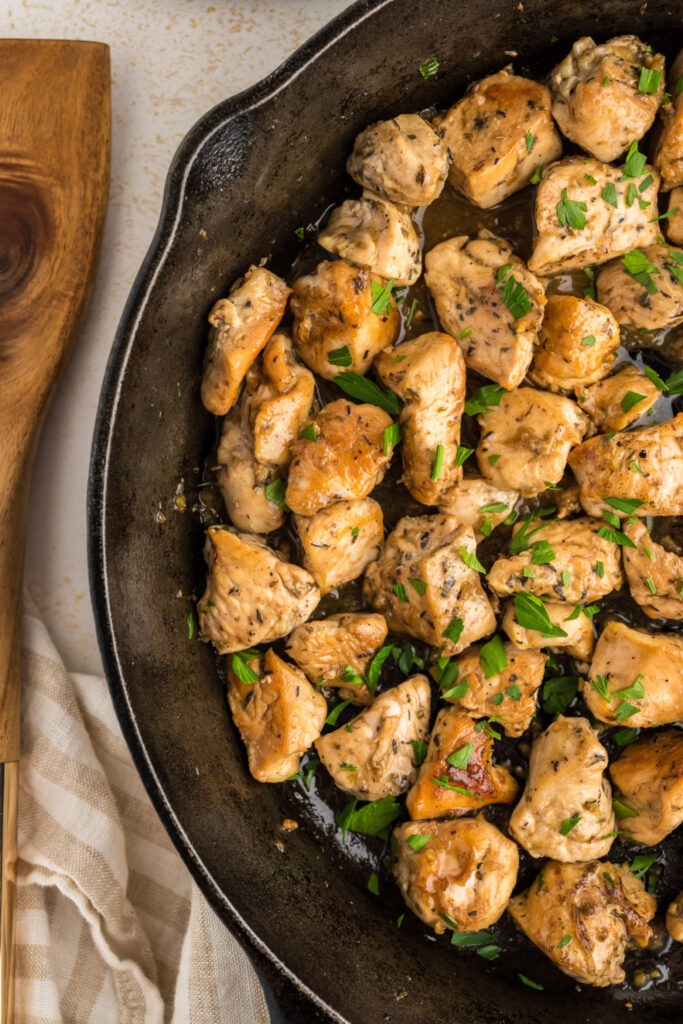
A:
7;0;352;676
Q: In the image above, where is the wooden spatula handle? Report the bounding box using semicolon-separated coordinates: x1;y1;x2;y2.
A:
0;40;111;762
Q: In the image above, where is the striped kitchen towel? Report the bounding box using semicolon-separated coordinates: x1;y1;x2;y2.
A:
16;598;269;1024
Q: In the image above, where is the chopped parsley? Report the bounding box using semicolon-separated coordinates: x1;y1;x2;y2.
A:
406;833;432;852
480;635;508;679
442;617;464;645
431;444;445;480
514;593;567;639
405;298;418;329
446;743;474;770
419;56;439;79
299;422;317;441
621;390;646;413
601;182;618;208
327;345;353;367
622;139;648;179
367;871;380;895
325;699;352;727
335;371;400;415
392;582;409;603
231;649;260;684
638;67;662;93
370;278;394;316
408;577;428;596
621;249;659;294
455;445;474;467
630;853;658;879
590;674;611;701
530;164;542;185
614;727;638;747
265;478;288;509
518;974;543;991
458;326;473;339
465;383;505;416
383;422;401;456
411;739;428;765
559;813;581;835
596;561;605;577
337;796;401;842
613;799;639;819
542;675;579;716
294;226;305;241
557;188;587;230
459;547;486;573
558;935;572;948
525;130;535;153
605;496;643;515
581;334;596;346
530;540;556;565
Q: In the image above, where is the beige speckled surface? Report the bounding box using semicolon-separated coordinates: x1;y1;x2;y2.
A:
5;0;352;673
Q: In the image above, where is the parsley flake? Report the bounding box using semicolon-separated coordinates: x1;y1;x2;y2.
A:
514;593;567;639
621;249;659;294
621;390;646;413
638;67;662;93
431;444;445;480
525;130;535;153
480;635;508;679
406;833;432;852
327;345;352;367
446;743;474;770
559;813;581;835
335;372;400;415
419;56;439;79
370;278;394;316
465;384;505;416
557;188;587;230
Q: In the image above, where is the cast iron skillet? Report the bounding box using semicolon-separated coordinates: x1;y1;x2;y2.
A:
89;1;683;1020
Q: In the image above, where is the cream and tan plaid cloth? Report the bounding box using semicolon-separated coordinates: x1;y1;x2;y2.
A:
16;598;270;1023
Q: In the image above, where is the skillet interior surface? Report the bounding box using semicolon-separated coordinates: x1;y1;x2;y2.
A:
89;0;683;1020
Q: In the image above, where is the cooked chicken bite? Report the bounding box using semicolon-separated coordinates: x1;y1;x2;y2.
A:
250;333;316;467
568;413;683;518
226;649;327;783
315;676;431;801
502;599;595;661
488;517;623;604
294;497;384;595
363;514;496;655
550;36;664;162
476;387;591;496
508;860;656;987
596;245;683;331
529;294;619;392
201;266;291;415
285;612;388;704
374;332;466;505
347;113;449;206
582;620;683;727
424;233;546;390
285;400;393;516
318;194;421;285
666;187;683;245
290;261;399;381
528;157;659;276
198;527;319;654
655;50;683;191
438;478;519;541
623;520;683;619
610;730;683;846
575;364;661;432
393;816;518;932
405;708;518;820
510;716;615;861
216;333;315;534
438;69;562;209
667;893;683;942
216;412;285;534
447;641;545;737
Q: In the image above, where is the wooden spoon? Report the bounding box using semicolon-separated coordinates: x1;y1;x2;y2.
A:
0;39;110;1021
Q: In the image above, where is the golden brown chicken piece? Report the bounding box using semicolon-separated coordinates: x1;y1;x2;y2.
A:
294;498;384;596
509;716;615;862
226;649;327;783
424;232;546;390
405;707;518;820
318;193;422;285
596;245;683;331
667;893;683;942
393;816;519;932
529;294;619;392
528;157;660;276
622;520;683;620
216;412;285;534
347;113;450;206
285;612;388;705
250;333;316;467
568;413;683;519
476;387;592;496
502;599;595;662
550;36;665;162
487;517;623;604
655;50;683;191
438;69;562;208
508;860;656;987
374;332;466;506
609;730;683;846
575;365;661;433
315;676;431;801
363;514;496;656
666;188;683;245
582;620;683;727
447;641;545;737
216;333;316;534
290;261;399;381
198;527;319;654
201;265;291;415
285;400;393;516
438;478;519;542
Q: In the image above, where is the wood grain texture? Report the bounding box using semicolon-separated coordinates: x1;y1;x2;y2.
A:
0;40;111;761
